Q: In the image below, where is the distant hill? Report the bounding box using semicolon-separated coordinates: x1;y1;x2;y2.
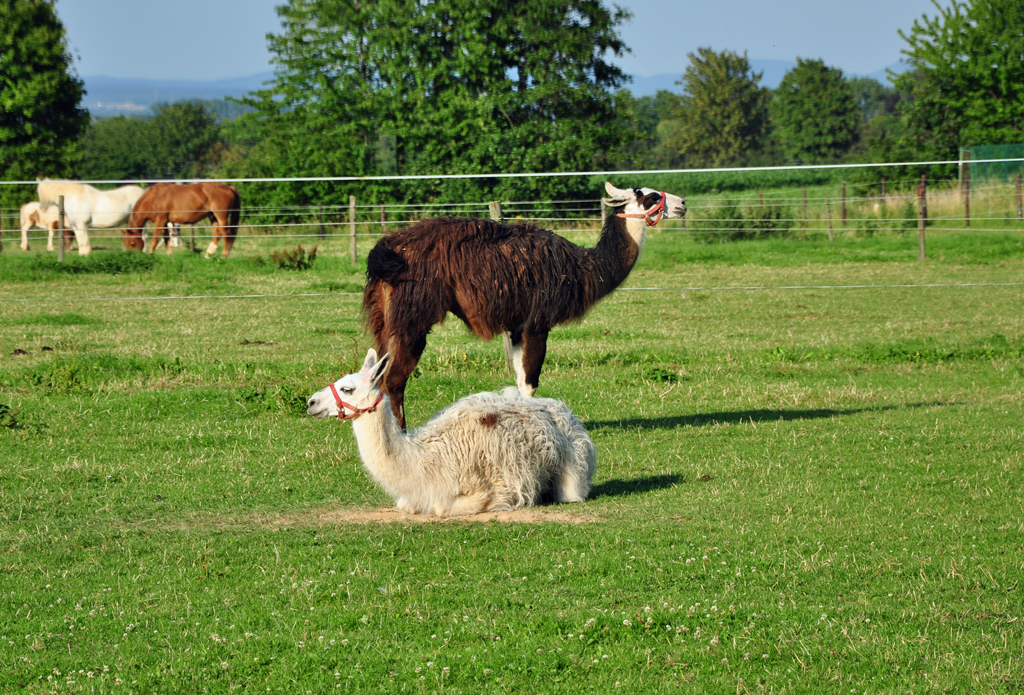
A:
81;72;273;115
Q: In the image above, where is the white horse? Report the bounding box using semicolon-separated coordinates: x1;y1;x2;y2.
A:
18;202;64;252
38;179;146;256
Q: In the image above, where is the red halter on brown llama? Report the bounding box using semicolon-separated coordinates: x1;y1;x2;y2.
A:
363;182;687;430
125;182;241;257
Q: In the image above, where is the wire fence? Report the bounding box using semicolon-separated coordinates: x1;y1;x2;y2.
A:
2;160;1024;257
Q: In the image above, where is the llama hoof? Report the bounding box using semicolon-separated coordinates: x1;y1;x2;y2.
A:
46;245;54;252
21;244;30;252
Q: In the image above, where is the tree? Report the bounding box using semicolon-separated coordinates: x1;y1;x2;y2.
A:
226;0;631;210
78;116;154;181
895;0;1024;161
847;76;901;123
0;0;88;208
663;48;771;168
78;102;222;181
772;59;861;163
148;102;221;178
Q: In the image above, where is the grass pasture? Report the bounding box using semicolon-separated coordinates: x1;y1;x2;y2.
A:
1;229;1023;693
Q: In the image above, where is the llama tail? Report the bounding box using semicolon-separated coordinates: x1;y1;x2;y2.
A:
366;242;407;283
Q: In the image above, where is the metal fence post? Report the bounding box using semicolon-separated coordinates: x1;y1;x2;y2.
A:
826;198;833;242
349;195;357;264
318;204;325;241
381;204;387;236
880;178;886;210
488;201;502;222
802;187;807;222
58;195;65;263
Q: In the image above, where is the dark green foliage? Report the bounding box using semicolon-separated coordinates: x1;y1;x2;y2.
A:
772;59;861;163
847;76;901;122
271;245;318;270
0;0;89;208
662;48;771;168
690;198;790;243
79;101;222;181
223;0;631;211
894;0;1024;169
78;115;153;180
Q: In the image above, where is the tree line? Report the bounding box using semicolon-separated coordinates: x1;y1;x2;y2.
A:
2;0;1023;211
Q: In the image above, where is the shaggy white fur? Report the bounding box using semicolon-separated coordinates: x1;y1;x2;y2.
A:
307;350;597;517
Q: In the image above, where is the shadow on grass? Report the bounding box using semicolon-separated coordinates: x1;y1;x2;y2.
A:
589;474;685;500
586;402;953;431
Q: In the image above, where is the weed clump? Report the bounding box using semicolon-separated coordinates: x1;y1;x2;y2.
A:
272;245;318;270
691;200;790;242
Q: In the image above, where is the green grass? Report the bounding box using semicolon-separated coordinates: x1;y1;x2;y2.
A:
1;230;1023;694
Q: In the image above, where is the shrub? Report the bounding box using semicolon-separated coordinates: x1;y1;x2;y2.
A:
271;245;318;270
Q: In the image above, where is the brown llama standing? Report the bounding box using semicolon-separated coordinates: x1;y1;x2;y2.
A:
362;182;686;429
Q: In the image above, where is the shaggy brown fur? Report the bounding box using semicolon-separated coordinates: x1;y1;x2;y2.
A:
125;182;241;256
363;200;660;429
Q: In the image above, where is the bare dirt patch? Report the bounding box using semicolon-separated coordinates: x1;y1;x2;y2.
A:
286;507;599;525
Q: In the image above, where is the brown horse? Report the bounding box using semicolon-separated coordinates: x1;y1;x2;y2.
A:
125;183;241;257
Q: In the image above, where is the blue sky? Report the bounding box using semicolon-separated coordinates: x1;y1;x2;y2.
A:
57;0;943;82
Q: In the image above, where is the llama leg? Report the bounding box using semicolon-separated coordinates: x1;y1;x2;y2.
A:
46;225;55;252
21;223;30;252
518;330;549;397
382;331;428;431
441;492;492;517
503;330;529;393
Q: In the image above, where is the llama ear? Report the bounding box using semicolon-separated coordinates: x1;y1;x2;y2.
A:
369;352;391;385
602;182;633;208
361;348;378;373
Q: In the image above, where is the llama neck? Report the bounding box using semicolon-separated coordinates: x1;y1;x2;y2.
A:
349;397;421;493
588;213;645;298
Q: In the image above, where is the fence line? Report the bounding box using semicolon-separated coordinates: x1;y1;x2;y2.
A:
5;281;1023;305
3;156;1024;186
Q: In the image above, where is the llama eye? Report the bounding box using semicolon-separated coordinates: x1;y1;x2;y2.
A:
341;387;354;395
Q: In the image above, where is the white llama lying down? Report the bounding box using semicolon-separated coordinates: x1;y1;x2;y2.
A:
306;349;597;517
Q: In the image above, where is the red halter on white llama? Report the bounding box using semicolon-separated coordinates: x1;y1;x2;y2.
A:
306;349;597;517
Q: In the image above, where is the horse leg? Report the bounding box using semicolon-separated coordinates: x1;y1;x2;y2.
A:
213;211;235;258
517;329;549;397
72;224;91;256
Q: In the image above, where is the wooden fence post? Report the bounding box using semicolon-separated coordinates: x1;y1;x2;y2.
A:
917;175;927;261
880;178;886;209
349;195;357;264
963;151;971;227
318;204;325;240
802;187;807;221
1017;173;1022;221
600;199;607;225
190;225;195;253
57;195;65;263
841;182;846;227
759;190;763;209
826;197;833;242
488;201;502;222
